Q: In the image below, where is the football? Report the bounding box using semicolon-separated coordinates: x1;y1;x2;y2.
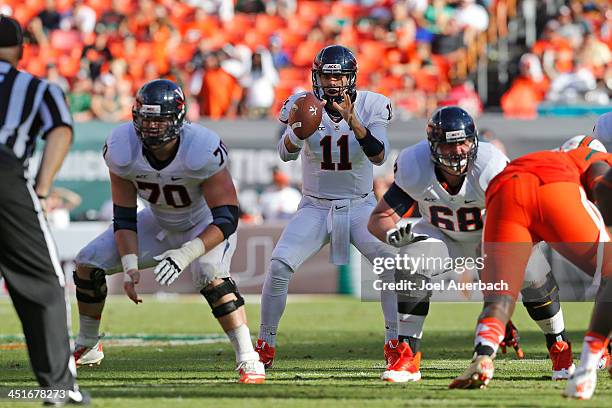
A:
288;92;323;140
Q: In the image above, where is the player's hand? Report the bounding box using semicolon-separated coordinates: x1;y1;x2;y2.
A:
153;238;205;286
500;320;524;359
123;270;142;304
331;90;355;125
385;222;428;248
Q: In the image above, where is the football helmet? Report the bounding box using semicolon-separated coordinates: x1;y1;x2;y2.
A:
559;135;606;153
427;106;478;175
132;79;186;150
311;45;358;104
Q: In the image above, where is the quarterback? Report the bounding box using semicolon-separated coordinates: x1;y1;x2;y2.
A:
71;79;265;383
256;45;397;368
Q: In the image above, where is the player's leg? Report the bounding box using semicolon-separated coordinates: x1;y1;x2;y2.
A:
522;242;574;379
73;209;164;365
451;175;537;389
0;171;78;391
257;201;330;367
348;197;398;355
380;221;450;383
191;233;264;383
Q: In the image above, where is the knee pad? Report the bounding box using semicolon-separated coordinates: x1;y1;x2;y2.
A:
200;277;245;318
395;270;432;301
265;259;293;296
73;268;107;304
521;273;561;321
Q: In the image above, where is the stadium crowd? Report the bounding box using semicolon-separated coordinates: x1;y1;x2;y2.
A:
2;0;500;121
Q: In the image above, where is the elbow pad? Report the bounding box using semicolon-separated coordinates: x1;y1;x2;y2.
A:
211;205;240;239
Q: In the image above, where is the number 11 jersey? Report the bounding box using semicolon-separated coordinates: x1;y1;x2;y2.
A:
279;90;392;199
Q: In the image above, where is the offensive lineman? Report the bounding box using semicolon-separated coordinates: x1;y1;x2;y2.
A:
71;79;265;383
256;45;397;367
368;106;577;382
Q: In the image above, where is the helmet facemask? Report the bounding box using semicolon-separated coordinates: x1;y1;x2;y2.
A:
312;67;357;104
132;91;186;150
429;131;478;176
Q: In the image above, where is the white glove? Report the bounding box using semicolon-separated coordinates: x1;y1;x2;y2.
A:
153;238;205;286
385;222;429;248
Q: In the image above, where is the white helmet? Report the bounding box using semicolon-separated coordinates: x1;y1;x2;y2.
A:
559;135;607;153
594;111;612;143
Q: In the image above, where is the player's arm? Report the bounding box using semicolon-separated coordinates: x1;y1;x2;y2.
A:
593;166;612;226
368;182;417;245
152;168;239;286
584;160;611;201
332;91;387;165
34;126;72;201
109;170;141;304
278;125;302;160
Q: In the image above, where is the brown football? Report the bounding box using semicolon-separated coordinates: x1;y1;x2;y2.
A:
288;92;323;140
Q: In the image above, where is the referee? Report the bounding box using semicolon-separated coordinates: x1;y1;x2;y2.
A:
0;15;89;405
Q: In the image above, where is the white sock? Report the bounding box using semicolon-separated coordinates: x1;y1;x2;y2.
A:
535;309;565;334
259;260;292;347
398;313;426;339
380;283;398;342
227;324;258;363
76;315;100;347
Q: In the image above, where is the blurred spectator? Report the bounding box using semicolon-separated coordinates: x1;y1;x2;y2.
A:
439;78;483;117
501;53;549;118
269;35;290;70
198;51;242;119
46;63;69;94
98;0;129;38
259;167;301;221
68;76;94;122
241;48;279;118
236;0;266;14
81;30;113;81
90;78;124;122
546;66;596;104
71;0;97;35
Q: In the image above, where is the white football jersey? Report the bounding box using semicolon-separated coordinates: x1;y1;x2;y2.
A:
104;123;228;232
394;140;509;242
279;90;392;199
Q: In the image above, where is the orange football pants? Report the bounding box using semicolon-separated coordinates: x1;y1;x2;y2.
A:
481;174;611;299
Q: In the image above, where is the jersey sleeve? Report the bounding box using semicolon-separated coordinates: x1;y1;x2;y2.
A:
39;83;73;139
184;128;229;180
364;93;392;164
477;142;510;194
393;147;421;195
103;123;137;177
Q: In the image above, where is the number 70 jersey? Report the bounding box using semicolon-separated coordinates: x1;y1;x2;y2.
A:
394;140;509;242
280;90;392;199
104;122;228;232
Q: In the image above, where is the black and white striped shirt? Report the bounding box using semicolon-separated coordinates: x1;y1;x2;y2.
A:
0;60;72;165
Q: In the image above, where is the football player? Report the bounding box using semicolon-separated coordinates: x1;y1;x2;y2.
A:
368;106;577;382
256;45;397;368
447;130;611;391
71;79;265;383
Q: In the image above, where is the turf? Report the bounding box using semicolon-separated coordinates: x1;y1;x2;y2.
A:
0;295;610;407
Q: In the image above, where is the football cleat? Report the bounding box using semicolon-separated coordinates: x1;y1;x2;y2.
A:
73;341;104;367
550;341;575;380
384;339;400;368
237;359;266;384
563;366;597;400
255;339;276;369
598;346;611;370
381;342;422;383
449;355;494;389
43;387;91;406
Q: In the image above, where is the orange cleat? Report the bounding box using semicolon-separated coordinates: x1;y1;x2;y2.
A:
384;339;400;368
237;360;266;384
255;339;276;369
449;355;494;389
550;341;575;380
73;341;104;367
381;342;422;383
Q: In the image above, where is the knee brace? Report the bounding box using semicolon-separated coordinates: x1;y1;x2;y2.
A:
200;278;245;318
521;273;560;321
395;270;431;316
73;268;107;303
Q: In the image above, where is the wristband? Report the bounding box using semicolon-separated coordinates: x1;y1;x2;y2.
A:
181;238;206;263
286;126;304;148
121;254;138;273
357;128;384;157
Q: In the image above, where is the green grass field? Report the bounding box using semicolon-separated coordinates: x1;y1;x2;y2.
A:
1;295;610;407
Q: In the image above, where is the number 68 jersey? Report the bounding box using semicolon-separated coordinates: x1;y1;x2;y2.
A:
279;90;392;199
104;122;228;232
394;140;509;242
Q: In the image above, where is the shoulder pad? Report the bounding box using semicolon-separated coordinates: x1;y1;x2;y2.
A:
278;91;309;124
104;123;139;174
181;123;226;174
357;91;393;125
394;141;429;194
474;142;509;191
